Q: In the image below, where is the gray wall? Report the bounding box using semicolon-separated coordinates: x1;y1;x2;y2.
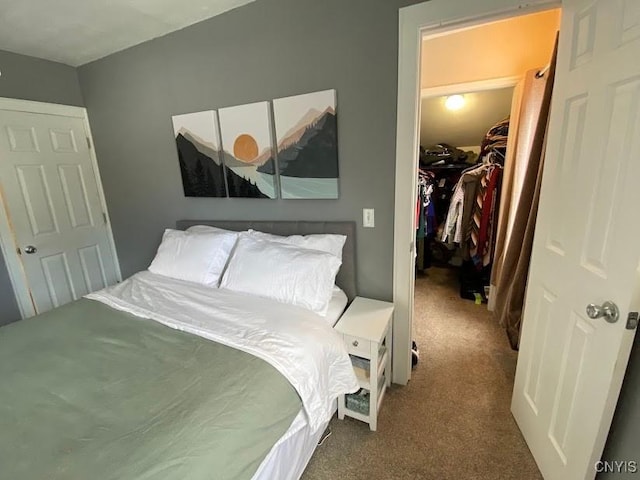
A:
0;49;84;325
0;253;18;325
78;0;419;300
0;49;84;106
599;333;640;479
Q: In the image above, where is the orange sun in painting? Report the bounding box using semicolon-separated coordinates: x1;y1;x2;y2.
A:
233;134;259;163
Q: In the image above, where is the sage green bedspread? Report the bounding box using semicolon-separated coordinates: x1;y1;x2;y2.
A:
0;299;302;480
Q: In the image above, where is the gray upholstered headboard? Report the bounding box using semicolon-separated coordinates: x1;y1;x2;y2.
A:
175;220;357;301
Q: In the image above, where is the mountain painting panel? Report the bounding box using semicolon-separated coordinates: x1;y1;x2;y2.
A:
271;89;339;199
218;101;277;199
171;110;227;197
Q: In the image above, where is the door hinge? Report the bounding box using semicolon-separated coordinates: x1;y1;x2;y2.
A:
86;137;92;149
16;247;21;255
626;312;639;330
102;212;107;224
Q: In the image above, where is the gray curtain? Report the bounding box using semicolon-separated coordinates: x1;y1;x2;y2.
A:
492;36;558;349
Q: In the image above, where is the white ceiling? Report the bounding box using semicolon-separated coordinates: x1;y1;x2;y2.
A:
420;87;514;149
0;0;256;66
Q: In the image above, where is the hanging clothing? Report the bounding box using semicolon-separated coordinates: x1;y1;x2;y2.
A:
480;117;510;159
460;168;484;260
441;180;465;244
428;112;511;303
426;200;436;236
472;166;502;268
416;175;434;239
468;169;489;258
440;162;499;254
416;172;436;270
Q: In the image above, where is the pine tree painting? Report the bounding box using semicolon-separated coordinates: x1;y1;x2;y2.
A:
272;89;339;199
171;110;227;197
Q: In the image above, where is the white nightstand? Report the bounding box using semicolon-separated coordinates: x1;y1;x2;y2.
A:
335;297;393;431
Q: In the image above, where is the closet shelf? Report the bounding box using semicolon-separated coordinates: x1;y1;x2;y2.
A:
420;163;474;171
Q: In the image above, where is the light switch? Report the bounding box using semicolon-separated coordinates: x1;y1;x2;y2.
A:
363;208;375;228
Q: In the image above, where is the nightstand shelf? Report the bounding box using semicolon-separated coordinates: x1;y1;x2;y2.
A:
351;349;388;391
335;297;393;431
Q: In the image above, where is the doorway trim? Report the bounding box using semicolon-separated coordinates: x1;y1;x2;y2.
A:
421;75;520;99
392;0;561;384
0;97;122;319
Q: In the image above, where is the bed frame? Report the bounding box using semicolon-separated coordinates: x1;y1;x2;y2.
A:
176;220;357;301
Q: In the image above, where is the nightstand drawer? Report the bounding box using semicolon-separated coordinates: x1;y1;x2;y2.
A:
344;334;371;358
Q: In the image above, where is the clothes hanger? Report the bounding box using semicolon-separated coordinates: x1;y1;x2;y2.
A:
489;148;506;164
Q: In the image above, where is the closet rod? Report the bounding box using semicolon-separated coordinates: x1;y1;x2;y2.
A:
535;64;550;78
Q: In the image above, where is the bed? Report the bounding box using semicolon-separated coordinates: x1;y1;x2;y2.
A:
0;220;359;480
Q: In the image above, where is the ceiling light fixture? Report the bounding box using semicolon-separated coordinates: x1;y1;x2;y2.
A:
445;94;465;111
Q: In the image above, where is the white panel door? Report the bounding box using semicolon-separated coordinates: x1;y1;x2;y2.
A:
0;109;119;314
512;1;640;479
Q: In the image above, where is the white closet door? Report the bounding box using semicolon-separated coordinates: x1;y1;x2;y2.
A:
512;0;640;478
0;109;119;314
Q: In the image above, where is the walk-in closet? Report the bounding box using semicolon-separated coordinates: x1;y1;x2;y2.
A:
413;8;560;364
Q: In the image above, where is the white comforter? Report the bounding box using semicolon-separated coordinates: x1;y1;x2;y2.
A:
86;271;359;433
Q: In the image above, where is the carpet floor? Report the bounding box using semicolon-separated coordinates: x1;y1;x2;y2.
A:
302;267;542;480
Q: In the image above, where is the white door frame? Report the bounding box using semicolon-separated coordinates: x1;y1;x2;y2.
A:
421;75;521;99
0;97;122;318
392;0;561;384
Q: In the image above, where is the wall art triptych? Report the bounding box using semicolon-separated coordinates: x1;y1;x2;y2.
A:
171;89;338;199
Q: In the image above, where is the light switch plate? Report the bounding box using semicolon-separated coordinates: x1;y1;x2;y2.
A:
363;208;375;228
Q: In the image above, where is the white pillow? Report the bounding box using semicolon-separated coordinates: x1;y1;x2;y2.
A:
187;225;239;235
148;229;238;286
220;235;342;315
324;286;349;326
247;229;346;260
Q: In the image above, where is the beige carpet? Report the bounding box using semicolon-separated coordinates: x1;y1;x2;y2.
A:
302;267;542;480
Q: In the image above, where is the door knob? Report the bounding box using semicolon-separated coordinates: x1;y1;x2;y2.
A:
586;301;619;323
23;245;37;254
